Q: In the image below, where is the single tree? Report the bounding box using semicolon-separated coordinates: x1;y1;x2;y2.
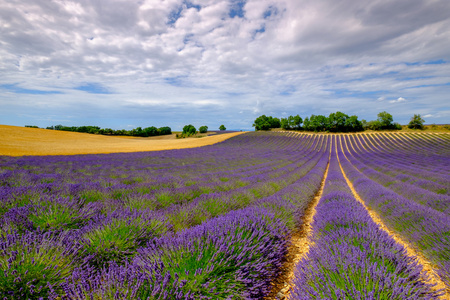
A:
219;125;226;131
182;124;197;136
377;111;394;129
253;115;271;131
408;114;425;129
199;125;208;133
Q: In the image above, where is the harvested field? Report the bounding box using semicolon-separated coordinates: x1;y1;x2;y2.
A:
0;125;244;156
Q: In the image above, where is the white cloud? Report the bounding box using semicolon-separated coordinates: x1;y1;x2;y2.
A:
389;97;407;103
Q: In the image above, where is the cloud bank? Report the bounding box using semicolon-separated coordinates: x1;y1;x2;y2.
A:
1;0;449;129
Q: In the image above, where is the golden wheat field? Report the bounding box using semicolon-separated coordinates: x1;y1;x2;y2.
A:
0;125;245;156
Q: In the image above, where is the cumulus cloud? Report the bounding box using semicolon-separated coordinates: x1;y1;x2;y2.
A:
0;0;449;128
389;97;407;103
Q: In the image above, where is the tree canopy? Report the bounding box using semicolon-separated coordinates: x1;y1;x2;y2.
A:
281;115;302;130
182;124;197;136
256;111;363;132
408;114;425;129
253;115;281;131
47;125;172;137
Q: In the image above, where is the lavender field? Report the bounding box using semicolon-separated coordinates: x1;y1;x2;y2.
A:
0;132;449;299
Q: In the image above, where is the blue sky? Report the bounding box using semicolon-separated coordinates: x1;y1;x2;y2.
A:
0;0;449;130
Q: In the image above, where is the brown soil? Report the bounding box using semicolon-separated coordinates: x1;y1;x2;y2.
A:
337;135;449;299
265;137;332;300
0;125;245;156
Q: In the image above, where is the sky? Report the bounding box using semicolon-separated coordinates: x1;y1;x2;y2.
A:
1;0;449;131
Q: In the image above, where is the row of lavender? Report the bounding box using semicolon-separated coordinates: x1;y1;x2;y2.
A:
0;132;330;299
355;133;449;184
291;137;439;299
343;134;450;212
337;134;450;291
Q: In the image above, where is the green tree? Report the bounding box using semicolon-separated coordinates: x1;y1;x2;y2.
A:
280;118;290;130
253;115;281;131
253;115;271;131
219;125;226;131
303;117;310;131
159;126;172;135
143;126;159;136
281;115;303;130
269;116;281;128
308;115;329;132
182;124;197;136
345;115;363;132
377;111;394;129
328;111;349;132
291;114;303;130
408;114;425;129
199;125;208;133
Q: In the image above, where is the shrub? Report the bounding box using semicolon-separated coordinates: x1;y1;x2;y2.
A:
0;231;79;299
219;124;226;131
80;212;166;268
199;126;208;133
134;208;288;299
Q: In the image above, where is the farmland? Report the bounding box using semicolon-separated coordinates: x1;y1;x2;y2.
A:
0;125;244;156
0;131;449;299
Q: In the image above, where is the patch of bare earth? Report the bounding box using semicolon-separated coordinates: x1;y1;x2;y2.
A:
337;135;449;299
0;125;245;156
266;140;332;300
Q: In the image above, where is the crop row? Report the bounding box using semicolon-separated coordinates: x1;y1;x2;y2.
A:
336;135;450;291
341;136;450;214
358;133;449;177
344;134;449;193
291;137;439;299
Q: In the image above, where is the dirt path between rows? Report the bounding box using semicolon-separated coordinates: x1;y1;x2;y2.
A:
337;135;449;299
266;138;332;300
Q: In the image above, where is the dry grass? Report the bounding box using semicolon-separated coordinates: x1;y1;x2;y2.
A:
0;125;245;156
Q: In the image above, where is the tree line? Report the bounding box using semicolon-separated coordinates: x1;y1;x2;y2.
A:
45;125;172;137
26;123;230;138
253;112;425;132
